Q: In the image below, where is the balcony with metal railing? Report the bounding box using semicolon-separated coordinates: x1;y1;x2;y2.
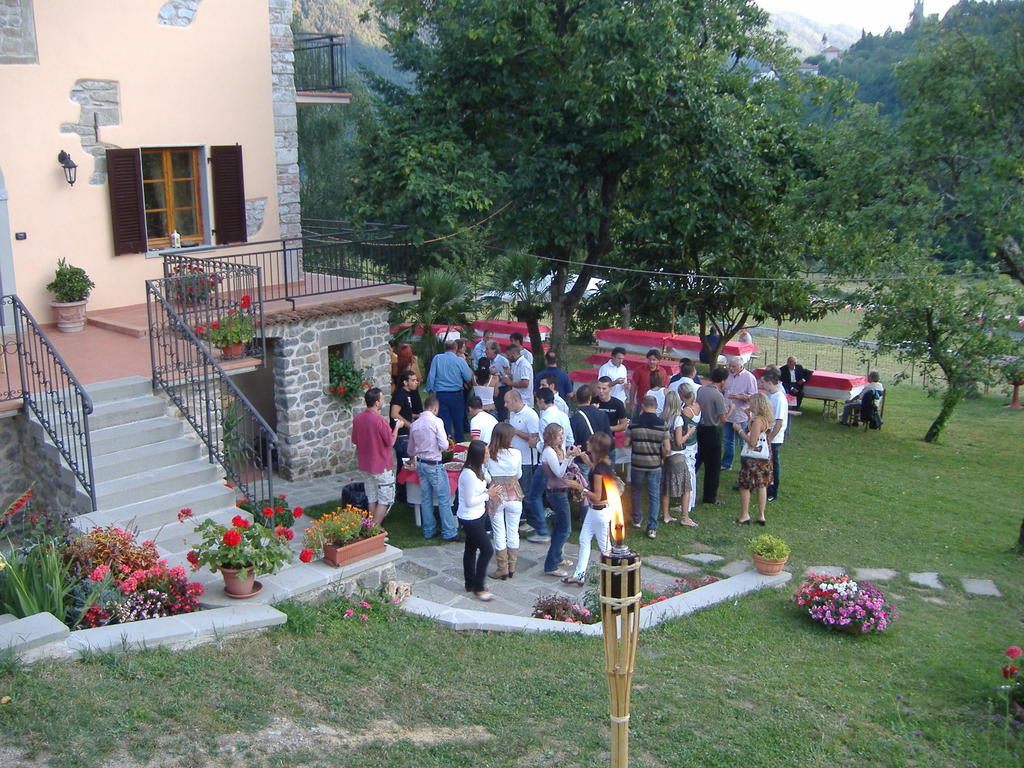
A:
294;32;351;105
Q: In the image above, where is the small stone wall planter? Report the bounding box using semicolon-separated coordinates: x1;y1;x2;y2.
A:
323;532;387;567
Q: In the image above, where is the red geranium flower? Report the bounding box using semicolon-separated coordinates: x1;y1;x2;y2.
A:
177;508;193;522
299;549;314;563
262;506;275;518
195;325;206;335
186;550;200;566
274;525;294;541
211;321;220;329
1003;665;1019;679
292;507;303;518
222;529;242;547
231;515;250;529
1006;645;1023;660
240;294;251;309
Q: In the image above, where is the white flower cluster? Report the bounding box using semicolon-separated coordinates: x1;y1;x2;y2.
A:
824;580;859;596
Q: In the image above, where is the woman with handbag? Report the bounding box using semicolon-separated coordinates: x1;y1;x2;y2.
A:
457;440;504;601
660;389;699;527
485;423;524;580
735;393;774;526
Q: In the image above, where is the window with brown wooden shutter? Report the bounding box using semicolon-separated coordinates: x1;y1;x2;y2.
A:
106;148;147;255
210;145;247;245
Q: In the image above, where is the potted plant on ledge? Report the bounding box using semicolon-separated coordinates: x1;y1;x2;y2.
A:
186;514;293;597
202;295;256;360
302;504;386;568
748;534;791;575
46;258;95;333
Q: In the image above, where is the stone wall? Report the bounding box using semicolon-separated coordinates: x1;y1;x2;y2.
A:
266;304;391;480
0;413;91;523
157;0;203;27
58;79;121;186
0;0;38;65
267;0;301;240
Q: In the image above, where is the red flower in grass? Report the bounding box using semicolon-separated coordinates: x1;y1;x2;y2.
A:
299;549;314;563
1007;646;1023;660
231;515;250;529
222;529;242;547
240;295;251;310
292;507;303;519
1003;665;1019;679
262;507;275;518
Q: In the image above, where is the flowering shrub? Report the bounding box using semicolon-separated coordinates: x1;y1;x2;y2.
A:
168;264;220;305
1000;645;1024;710
327;353;371;405
237;494;303;530
302;505;383;556
792;573;899;634
187;515;293;576
640;576;720;607
65;526;161;577
531;593;599;624
202;295;257;347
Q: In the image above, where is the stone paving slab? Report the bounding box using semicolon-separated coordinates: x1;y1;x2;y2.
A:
0;612;69;655
921;596;947;605
719;560;753;577
682;553;725;564
961;578;1001;596
804;566;846;577
644;555;701;576
909;572;944;590
854;568;899;581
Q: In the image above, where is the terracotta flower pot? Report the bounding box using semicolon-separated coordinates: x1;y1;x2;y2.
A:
220;342;246;360
322;532;387;568
752;553;789;576
219;565;260;597
51;299;88;333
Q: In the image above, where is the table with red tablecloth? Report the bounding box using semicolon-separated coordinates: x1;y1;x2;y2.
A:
754;367;867;418
390;323;465;342
396;445;466;527
472;319;550;341
593;328;758;364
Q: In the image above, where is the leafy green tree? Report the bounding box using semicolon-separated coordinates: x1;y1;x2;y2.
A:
358;0;794;354
850;261;1017;442
482;250;549;368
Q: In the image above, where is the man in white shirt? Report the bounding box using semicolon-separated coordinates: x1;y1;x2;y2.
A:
668;360;698;394
506;390;548;542
467;395;498;445
536;388;574;449
508;332;533;366
503;344;534;408
760;367;788;503
598;346;629;402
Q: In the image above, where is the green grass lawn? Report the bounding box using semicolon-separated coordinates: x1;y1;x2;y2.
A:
1;386;1022;767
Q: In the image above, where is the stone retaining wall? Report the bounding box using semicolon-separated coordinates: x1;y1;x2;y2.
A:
0;412;89;517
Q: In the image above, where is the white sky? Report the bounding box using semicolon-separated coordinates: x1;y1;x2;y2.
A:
755;1;958;34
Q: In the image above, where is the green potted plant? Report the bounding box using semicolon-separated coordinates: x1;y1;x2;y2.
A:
45;258;95;333
748;534;791;575
185;514;293;597
199;295;256;359
301;504;386;567
326;352;371;405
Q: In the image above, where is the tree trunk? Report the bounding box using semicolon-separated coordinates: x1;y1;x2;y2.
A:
923;386;963;443
620;302;632;329
1018;515;1024;548
997;235;1024;286
524;315;546;372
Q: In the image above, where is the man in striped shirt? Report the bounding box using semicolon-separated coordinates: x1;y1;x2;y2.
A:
624;395;669;539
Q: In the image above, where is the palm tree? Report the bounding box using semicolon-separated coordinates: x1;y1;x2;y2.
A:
389;267;479;374
484;250;551;368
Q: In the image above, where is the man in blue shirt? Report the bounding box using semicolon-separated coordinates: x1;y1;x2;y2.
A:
424;339;473;441
533;351;572;399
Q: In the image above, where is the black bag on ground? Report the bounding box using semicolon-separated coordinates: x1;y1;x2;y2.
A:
342;482;369;510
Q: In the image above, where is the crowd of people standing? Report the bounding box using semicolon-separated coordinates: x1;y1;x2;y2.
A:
353;334;799;601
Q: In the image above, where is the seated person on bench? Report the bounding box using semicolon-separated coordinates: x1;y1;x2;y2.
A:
840;371;884;426
780;356;813;410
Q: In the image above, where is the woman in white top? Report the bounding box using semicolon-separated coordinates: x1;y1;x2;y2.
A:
484;423;524;580
473;360;499;412
678;383;701;521
644;369;667;416
540;423;581;577
659;389;693;525
457;440;503;601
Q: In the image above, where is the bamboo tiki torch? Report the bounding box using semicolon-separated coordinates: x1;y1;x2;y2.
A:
599;476;641;768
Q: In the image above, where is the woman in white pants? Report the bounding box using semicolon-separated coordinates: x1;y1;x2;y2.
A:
485;423;523;580
562;432;615;586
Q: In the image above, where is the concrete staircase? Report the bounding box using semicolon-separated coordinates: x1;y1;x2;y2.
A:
70;376;238;557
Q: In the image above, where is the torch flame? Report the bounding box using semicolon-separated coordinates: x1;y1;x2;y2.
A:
603;475;625;547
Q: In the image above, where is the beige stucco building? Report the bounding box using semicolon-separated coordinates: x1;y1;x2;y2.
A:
0;0;299;320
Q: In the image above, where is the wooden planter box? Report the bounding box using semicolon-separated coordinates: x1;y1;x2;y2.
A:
322;531;387;568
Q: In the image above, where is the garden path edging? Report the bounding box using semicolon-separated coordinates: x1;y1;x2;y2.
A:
400;569;792;633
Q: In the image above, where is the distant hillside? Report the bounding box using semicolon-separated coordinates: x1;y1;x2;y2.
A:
767;11;860;58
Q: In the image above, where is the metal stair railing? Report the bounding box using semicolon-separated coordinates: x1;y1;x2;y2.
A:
146;280;276;508
1;294;96;510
